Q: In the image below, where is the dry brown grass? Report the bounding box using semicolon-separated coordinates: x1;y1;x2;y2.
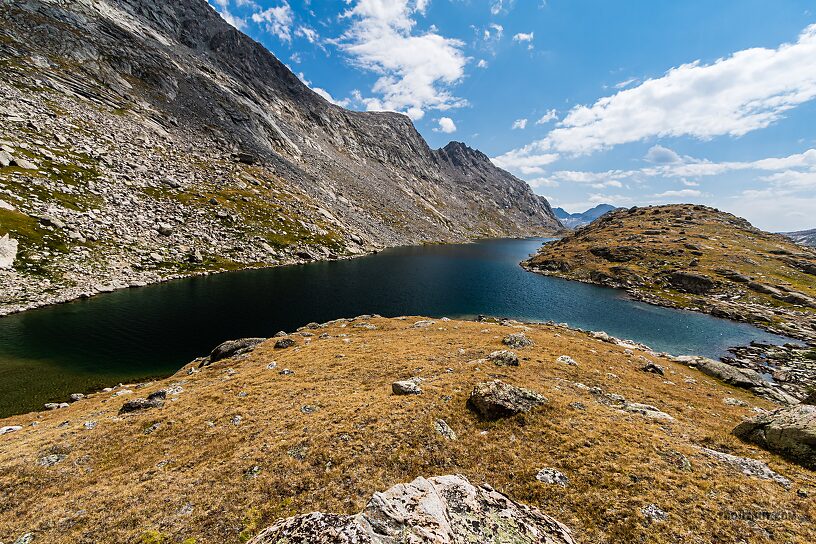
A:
0;316;814;543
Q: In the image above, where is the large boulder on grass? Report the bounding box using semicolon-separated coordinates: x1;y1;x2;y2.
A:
732;404;816;470
468;380;547;420
248;474;575;544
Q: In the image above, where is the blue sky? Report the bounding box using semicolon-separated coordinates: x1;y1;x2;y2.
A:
209;0;816;231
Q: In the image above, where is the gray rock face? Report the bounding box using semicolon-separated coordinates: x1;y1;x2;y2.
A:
732;404;816;470
668;270;716;294
0;0;562;316
248;475;575;544
468;380;547;420
205;337;266;365
0;234;18;269
688;357;764;388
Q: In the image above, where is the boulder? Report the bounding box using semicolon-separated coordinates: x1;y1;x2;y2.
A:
487;349;519;366
0;233;18;269
502;333;534;348
700;448;791;488
468;380;547;420
248;475;575;544
119;391;166;414
732;404;816;470
640;362;665;376
668;270;715;294
203;337;265;366
556;355;578;366
392;380;422;395
274;337;295;349
434;419;457;440
688;357;764;389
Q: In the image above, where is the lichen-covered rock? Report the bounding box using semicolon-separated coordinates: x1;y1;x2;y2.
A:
732;404;816;470
118;390;166;414
700;448;791;488
668;270;716;294
248;474;575;544
502;333;534;348
487;349;519;367
274;337;296;349
468;380;547;420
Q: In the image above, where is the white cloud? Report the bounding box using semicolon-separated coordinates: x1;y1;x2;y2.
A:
614;77;639;89
535;110;557;125
252;2;294;42
337;0;468;120
644;145;681;164
513;32;534;43
654;189;702;198
295;25;319;44
499;24;816;162
490;0;515;15
491;148;559;175
435;116;457;133
477;59;488;68
297;72;350;107
512;118;528;130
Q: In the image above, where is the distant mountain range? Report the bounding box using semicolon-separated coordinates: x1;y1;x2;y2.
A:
785;228;816;247
553;204;618;229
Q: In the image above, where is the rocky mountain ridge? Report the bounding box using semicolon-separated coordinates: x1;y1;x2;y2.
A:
786;228;816;247
553;204;618;229
0;0;561;315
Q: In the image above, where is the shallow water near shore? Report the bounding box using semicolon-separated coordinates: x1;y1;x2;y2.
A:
0;237;795;417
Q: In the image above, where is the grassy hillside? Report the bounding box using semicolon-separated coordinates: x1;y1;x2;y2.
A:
1;316;813;543
526;204;816;344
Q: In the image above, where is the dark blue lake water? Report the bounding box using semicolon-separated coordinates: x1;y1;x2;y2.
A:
0;238;793;417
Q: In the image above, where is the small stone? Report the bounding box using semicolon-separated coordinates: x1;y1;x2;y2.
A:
83;421;97;430
245;465;262;479
144;422;161;434
279;368;294;375
266;361;278;370
556;355;578;366
274;337;295;349
434;419;457;440
37;454;66;467
641;504;667;523
68;393;85;402
301;405;318;414
392;380;422;395
0;425;22;435
44;402;69;410
231;415;243;426
535;468;569;487
723;397;749;407
12;533;35;544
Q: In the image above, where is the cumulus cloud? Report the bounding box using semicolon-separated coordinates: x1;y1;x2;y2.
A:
252;2;294;42
491;148;558;175
512;118;528;130
336;0;468;121
434;117;457;133
513;32;534;48
477;59;489;68
497;24;816;165
535;110;558;125
644;145;681;164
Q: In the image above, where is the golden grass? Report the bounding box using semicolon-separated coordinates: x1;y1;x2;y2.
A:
0;317;814;543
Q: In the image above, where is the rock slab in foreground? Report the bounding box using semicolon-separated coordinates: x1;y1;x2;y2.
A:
248;474;575;544
732;404;816;470
468;380;547;420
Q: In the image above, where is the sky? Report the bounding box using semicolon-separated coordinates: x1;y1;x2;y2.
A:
208;0;816;232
